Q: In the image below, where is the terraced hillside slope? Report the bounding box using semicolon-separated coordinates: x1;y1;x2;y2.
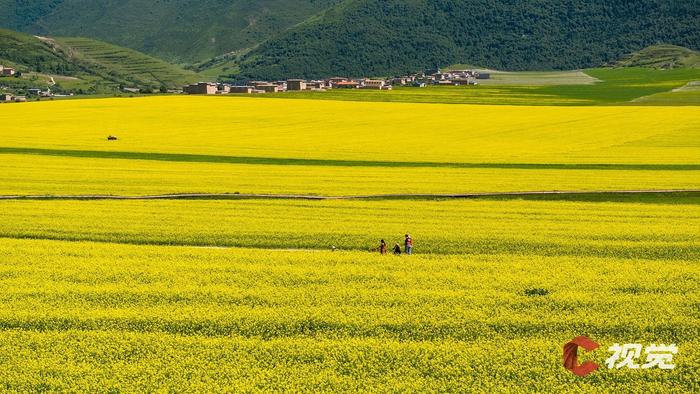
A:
613;45;700;69
0;28;200;94
53;37;202;88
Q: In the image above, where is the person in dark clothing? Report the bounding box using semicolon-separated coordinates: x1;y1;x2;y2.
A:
393;243;402;255
404;234;413;255
380;239;387;255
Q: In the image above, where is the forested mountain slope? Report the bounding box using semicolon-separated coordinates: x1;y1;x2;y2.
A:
234;0;700;79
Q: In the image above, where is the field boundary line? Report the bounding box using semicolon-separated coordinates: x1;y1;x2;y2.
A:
1;189;699;201
2;147;699;171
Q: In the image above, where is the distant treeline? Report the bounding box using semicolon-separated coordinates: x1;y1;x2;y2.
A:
236;0;700;79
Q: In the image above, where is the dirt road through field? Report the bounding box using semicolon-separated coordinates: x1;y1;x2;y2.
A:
0;189;698;201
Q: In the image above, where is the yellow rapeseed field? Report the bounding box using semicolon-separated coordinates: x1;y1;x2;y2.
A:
1;198;698;258
1;153;698;196
0;96;698;196
0;96;698;391
0;237;697;391
0;96;698;164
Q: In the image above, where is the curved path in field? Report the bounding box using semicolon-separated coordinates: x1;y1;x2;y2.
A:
0;189;698;201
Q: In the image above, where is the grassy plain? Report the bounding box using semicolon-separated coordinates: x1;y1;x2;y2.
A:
0;93;698;391
266;68;700;105
470;70;599;85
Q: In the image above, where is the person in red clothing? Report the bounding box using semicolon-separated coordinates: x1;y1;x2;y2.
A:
404;234;413;255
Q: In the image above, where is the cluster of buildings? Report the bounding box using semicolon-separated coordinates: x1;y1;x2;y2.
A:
182;77;391;95
0;93;26;102
0;65;16;76
0;88;53;103
427;68;491;85
183;68;491;95
388;68;491;87
1;64;58;103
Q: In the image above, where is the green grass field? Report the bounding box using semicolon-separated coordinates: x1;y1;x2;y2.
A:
0;95;697;391
258;68;700;106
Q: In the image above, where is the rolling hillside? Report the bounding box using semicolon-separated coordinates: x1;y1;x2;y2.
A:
233;0;700;79
53;37;201;88
0;27;79;75
4;0;700;80
0;0;342;63
0;28;200;94
613;45;700;69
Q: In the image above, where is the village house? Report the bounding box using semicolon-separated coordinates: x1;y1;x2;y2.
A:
28;88;52;97
306;80;328;90
217;84;231;94
446;70;474;78
362;80;390;90
0;66;16;76
273;81;288;90
335;80;359;89
256;84;282;93
229;86;255;94
0;93;13;102
287;79;307;91
391;77;411;86
13;96;27;102
183;82;218;95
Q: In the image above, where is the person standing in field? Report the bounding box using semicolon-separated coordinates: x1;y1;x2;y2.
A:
380;239;387;255
405;234;413;255
393;243;402;255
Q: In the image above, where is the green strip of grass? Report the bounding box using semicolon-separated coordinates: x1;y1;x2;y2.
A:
2;146;698;171
478;191;700;205
2;191;699;205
